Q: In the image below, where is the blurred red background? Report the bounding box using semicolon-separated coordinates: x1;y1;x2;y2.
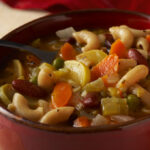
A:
1;0;150;14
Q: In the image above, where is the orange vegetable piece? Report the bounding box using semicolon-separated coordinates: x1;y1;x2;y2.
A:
146;35;150;54
51;82;72;108
50;101;55;109
73;116;91;127
91;54;119;81
146;35;150;43
101;75;109;86
101;75;115;87
60;42;76;60
118;89;124;98
109;39;127;58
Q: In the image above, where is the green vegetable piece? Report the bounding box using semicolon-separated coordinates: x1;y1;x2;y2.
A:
30;76;38;84
29;67;40;84
127;94;140;112
100;90;108;97
101;97;128;116
27;99;38;109
76;50;107;67
0;84;15;105
52;57;64;70
108;87;121;97
83;78;104;92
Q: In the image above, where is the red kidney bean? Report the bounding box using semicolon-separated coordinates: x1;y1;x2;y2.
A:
67;37;76;45
81;92;100;108
127;49;149;66
12;79;48;98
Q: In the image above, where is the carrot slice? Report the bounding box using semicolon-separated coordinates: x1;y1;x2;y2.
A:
146;35;150;43
60;42;76;60
91;54;119;81
109;39;127;58
51;82;72;108
73;116;91;127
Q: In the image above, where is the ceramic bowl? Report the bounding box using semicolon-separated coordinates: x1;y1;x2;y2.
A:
1;9;150;150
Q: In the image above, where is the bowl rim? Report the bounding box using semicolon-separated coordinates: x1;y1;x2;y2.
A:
1;8;150;134
2;8;150;41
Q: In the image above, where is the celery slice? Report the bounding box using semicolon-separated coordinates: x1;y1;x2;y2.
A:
101;97;128;116
83;78;104;92
0;84;15;105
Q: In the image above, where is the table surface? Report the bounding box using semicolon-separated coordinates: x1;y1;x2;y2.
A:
0;2;48;38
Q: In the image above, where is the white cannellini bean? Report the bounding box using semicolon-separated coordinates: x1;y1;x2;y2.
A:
116;65;149;92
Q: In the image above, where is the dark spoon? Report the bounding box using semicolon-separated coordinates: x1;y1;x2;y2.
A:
0;40;58;63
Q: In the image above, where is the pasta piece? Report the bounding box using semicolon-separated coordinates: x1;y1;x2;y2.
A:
73;30;100;51
109;26;134;48
118;59;137;73
116;65;148;92
40;107;74;125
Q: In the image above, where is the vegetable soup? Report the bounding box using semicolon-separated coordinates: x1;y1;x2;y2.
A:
1;25;150;127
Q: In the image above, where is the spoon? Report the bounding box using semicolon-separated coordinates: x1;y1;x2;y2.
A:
0;40;58;63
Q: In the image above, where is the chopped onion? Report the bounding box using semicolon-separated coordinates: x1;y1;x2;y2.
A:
111;115;134;123
91;114;109;126
106;73;120;85
56;27;76;40
81;90;88;97
68;92;83;110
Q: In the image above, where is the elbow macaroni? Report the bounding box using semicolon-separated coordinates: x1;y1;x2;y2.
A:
109;26;134;48
73;30;100;51
9;93;44;121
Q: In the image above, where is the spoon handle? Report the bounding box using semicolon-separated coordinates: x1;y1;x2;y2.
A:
0;40;57;63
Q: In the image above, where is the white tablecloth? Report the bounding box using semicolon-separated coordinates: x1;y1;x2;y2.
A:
0;2;48;38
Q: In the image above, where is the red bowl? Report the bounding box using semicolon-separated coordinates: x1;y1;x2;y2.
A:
1;9;150;150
